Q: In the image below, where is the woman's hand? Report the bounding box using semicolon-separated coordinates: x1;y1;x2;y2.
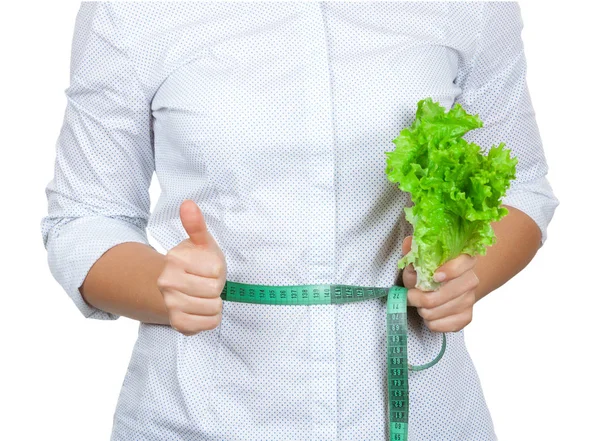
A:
157;199;227;336
401;236;479;333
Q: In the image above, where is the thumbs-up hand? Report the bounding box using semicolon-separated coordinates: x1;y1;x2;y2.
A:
157;199;227;336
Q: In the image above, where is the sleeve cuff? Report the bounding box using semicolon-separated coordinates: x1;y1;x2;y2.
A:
44;216;151;320
500;175;560;247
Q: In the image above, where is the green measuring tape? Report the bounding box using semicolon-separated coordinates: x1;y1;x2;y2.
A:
220;281;447;441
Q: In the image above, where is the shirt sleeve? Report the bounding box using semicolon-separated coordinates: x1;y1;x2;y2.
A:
40;2;154;320
454;2;559;247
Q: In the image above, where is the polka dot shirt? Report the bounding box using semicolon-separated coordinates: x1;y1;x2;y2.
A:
40;2;559;440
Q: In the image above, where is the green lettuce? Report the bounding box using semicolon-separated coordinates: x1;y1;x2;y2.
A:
385;97;518;291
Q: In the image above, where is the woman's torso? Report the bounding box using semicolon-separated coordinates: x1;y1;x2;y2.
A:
109;2;496;440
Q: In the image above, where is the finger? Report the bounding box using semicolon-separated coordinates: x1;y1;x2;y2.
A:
401;235;413;255
168;246;225;279
180;199;214;248
434;253;477;282
184;250;225;279
416;289;476;322
423;309;473;333
438;270;480;303
407;276;461;309
162;271;225;299
164;290;223;316
407;287;440;309
413;269;479;309
170;310;222;334
402;263;417;289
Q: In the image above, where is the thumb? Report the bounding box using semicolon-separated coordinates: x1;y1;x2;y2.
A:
401;235;412;256
180;199;213;247
401;236;417;288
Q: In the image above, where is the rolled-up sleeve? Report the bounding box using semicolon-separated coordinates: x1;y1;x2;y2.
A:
40;3;154;320
454;2;559;247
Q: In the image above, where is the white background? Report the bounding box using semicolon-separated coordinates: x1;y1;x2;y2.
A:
1;1;598;440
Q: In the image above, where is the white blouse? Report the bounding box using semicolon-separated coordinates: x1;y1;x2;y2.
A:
40;2;559;440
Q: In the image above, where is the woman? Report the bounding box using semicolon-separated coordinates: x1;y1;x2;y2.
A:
41;2;558;440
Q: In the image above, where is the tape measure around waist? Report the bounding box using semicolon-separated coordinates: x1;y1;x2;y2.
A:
220;281;447;441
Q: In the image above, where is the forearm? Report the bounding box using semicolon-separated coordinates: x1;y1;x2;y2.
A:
472;204;542;302
79;242;170;325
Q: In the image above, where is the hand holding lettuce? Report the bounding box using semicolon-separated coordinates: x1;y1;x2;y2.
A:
385;98;518;291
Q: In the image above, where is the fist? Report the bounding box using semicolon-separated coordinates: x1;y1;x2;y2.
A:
400;235;480;333
157;199;227;336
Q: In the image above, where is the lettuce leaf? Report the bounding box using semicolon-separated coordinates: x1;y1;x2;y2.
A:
385;97;518;291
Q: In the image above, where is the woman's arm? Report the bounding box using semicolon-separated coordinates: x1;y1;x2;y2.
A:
79;242;170;325
472;204;541;303
40;3;162;321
